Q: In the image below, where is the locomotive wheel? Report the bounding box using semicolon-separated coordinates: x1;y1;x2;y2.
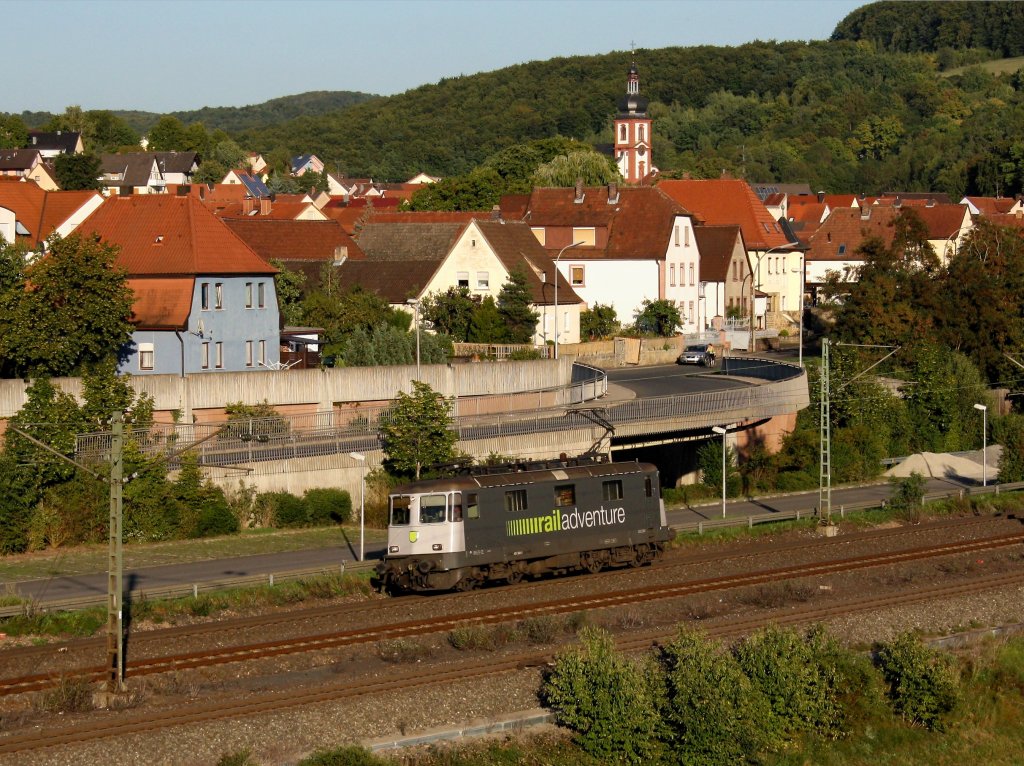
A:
506;569;524;585
582;553;604;574
628;546;648;568
455;575;478;591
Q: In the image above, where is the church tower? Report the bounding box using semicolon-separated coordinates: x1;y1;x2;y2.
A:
614;60;653;184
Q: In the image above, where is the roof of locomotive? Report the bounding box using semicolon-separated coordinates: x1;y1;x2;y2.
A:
391;461;657;494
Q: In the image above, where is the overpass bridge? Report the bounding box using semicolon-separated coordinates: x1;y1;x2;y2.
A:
75;357;809;494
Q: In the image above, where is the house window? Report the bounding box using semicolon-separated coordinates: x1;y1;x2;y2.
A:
504;489;528;512
838;244;847;256
201;342;210;369
554;485;575;506
138;343;154;371
531;227;545;246
674;226;680;246
476;271;489;290
602;479;623;501
619;125;626;142
245;283;253;309
669;264;676;287
214;283;223;310
457;271;470;288
570;265;585;286
201;283;210;310
689;264;695;285
767;259;772;275
639;125;645;142
215;342;223;369
258;282;265;308
571;227;596;247
246;341;253;367
685;226;690;246
258;340;266;365
689;301;695;321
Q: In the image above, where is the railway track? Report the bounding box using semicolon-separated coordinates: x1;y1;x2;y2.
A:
3;562;1023;756
1;514;1009;676
1;528;1021;699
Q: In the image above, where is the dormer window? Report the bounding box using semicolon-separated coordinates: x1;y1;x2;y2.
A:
838;244;847;255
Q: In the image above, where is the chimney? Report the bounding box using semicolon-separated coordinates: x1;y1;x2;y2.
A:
260;198;272;216
574;178;585;204
607;181;619;204
861;207;871;220
926;198;935;208
491;205;501;221
333;245;348;265
242;197;256;215
1016;209;1022;220
817;191;825;203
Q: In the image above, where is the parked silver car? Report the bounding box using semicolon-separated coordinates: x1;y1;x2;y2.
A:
677;343;716;367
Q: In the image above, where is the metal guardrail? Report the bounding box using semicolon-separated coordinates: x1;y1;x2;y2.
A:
0;562;376;618
675;480;1024;535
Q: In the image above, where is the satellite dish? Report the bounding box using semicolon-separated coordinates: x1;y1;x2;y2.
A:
195;319;205;337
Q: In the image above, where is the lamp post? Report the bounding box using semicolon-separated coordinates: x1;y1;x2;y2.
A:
553;241;584;359
406;298;421;378
711;425;729;519
349;452;366;561
792;254;806;367
973;403;987;487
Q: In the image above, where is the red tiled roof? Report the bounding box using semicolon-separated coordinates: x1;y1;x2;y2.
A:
964;196;1017;215
987;212;1024;229
514;186;696;260
224;218;365;262
807;207;899;262
693;225;743;281
911;204;971;239
216;201;318;220
126;277;193;329
367;211;481;224
822;194;859;209
77;195;276;276
657;179;790;250
0;182;98;241
787;200;828;225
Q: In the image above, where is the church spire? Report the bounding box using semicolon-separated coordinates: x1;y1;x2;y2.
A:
613;55;653;184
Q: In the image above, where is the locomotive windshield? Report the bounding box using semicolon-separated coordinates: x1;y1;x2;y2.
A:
420;494;447;524
390;496;411;525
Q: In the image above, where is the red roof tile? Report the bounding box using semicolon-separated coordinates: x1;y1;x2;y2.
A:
910;204;971;239
657;179;790;250
224;218;365;262
126;277;193;329
964;196;1017;215
807;207;899;262
0;182;99;242
78;195;276;276
693;225;743;281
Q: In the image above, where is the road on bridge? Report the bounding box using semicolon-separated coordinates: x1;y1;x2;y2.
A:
606;363;750;399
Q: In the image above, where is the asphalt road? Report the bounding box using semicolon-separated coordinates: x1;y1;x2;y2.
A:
11;474;988;605
607;363;749;398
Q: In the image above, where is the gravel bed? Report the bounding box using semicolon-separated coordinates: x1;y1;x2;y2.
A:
2;515;1023;765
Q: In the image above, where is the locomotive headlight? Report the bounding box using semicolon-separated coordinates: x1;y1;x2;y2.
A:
389;546;399;553
432;544;442;551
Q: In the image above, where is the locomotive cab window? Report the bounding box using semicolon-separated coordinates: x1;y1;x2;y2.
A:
645;476;654;497
602;480;623;502
554;484;575;507
450;492;463;522
390;496;411;526
420;494;447;524
504;489;528;512
466;492;479;519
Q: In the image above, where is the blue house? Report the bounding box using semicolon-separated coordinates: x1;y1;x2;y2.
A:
77;195;281;375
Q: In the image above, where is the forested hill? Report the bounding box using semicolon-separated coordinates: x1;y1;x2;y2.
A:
832;1;1024;57
17;90;378;136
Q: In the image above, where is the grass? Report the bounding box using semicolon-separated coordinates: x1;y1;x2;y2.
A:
0;572;374;639
942;55;1024;77
0;524;385;583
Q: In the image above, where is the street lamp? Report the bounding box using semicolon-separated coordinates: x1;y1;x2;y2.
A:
406;298;421;378
553;241;584;359
973;403;987;487
791;254;806;367
349;452;367;561
711;425;730;519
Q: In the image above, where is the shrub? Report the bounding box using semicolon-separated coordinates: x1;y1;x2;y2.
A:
775;470;818;492
875;632;961;730
377;638;433;663
888;472;926;522
216;751;258;766
192;495;240;538
304;488;352;525
37;675;95;714
260;491;308;528
659;628;778;763
296;746;390;766
733;625;845;738
448;625;499;651
541;626;662;764
519;615;561;645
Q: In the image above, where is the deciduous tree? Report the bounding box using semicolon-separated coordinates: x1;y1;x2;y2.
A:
54;152;102;191
379;381;456;479
632;299;681;337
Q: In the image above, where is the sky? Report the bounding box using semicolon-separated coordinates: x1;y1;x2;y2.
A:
5;0;868;114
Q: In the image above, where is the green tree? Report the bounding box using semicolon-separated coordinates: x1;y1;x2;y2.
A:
533;149;621;187
0;113;28;149
54;152;102;191
497;269;539;344
420;286;476;341
996;413;1024;483
146;115;188;151
269;260;307;326
295;169;330;195
467;295;504;343
2;234;134;377
379;381;456;480
697;438;741;497
580;303;619;341
632;299;681;337
88;111;139;153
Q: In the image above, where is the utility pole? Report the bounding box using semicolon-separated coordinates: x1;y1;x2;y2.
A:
106;411;125;692
819;338;831;522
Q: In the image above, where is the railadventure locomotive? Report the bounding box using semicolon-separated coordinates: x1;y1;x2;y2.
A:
374;460;672;592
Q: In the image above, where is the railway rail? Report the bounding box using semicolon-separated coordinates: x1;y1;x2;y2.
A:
1;526;1021;700
2;561;1023;756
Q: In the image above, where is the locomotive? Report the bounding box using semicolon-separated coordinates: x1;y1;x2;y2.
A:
374;460;672;592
